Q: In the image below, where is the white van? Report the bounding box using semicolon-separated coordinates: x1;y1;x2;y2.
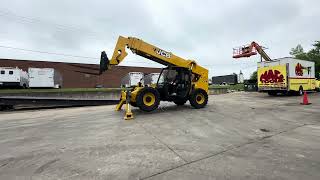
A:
0;67;28;88
121;72;144;88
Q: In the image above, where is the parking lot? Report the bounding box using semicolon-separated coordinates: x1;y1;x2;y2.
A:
0;92;319;180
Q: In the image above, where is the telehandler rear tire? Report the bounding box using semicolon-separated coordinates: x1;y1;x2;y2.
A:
136;87;160;112
189;89;208;109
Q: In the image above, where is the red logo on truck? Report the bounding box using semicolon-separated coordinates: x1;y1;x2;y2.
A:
295;63;304;76
260;69;284;83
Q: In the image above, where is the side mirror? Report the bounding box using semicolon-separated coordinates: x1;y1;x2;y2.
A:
99;51;110;74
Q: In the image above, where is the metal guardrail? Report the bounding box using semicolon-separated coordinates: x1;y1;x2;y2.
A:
0;96;118;111
0;87;229;111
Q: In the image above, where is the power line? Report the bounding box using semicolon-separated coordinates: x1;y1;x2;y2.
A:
0;8;246;68
0;44;158;65
0;8;86;32
0;44;258;68
0;8;102;40
0;45;97;59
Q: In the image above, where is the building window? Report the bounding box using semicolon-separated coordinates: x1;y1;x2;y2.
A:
0;70;4;74
9;71;13;75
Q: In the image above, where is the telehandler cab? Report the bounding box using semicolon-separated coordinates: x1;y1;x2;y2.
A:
100;36;209;119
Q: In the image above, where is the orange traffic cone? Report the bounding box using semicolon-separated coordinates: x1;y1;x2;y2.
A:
301;91;311;105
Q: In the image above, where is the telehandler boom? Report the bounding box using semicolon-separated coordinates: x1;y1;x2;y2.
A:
100;36;209;118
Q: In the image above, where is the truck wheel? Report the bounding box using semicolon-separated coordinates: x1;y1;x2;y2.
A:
173;99;187;106
298;86;304;96
268;91;277;96
136;87;160;112
189;89;208;109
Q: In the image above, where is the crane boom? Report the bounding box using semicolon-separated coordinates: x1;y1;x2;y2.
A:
102;36;208;77
233;41;272;61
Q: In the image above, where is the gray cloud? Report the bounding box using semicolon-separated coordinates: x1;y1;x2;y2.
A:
0;0;319;78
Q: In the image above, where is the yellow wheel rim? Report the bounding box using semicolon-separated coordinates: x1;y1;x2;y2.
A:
196;93;205;104
143;92;156;106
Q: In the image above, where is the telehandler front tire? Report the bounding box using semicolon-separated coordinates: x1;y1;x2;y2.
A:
136;87;160;112
189;89;208;109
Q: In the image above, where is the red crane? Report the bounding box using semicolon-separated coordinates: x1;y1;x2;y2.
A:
232;42;272;62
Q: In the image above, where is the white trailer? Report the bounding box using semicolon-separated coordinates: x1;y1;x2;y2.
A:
28;68;62;88
121;72;144;88
144;73;160;86
0;67;28;88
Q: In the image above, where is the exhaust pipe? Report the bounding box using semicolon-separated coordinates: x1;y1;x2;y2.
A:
99;51;110;74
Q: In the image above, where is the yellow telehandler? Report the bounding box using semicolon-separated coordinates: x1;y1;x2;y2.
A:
100;36;209;119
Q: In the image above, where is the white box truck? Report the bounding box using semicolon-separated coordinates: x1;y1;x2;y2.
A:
0;67;28;88
257;57;316;95
121;72;144;88
28;68;62;88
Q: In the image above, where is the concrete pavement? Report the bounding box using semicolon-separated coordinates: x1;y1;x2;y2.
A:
0;92;319;179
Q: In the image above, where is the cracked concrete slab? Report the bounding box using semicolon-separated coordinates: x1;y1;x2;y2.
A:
0;92;319;179
147;124;320;180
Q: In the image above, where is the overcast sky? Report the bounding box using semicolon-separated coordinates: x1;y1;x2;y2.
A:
0;0;319;78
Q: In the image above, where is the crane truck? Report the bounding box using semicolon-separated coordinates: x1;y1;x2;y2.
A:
233;42;316;95
99;36;209;119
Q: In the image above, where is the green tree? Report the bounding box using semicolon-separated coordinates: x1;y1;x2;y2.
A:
250;71;257;81
290;41;320;78
290;44;304;56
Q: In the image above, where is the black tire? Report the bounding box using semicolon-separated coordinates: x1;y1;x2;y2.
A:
173;99;187;106
189;89;208;109
280;91;289;96
267;91;277;96
136;87;160;112
298;86;304;96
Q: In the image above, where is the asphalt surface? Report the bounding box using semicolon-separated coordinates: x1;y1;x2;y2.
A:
0;92;319;180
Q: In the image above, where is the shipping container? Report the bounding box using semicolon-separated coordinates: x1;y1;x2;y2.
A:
28;68;62;88
121;72;144;88
212;74;237;85
0;67;28;88
257;57;316;95
144;73;160;86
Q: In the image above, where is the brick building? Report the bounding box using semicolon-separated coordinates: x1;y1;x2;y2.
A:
0;59;161;88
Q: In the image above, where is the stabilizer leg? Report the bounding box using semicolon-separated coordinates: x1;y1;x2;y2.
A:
124;90;134;120
115;99;125;111
115;90;127;111
124;102;134;120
